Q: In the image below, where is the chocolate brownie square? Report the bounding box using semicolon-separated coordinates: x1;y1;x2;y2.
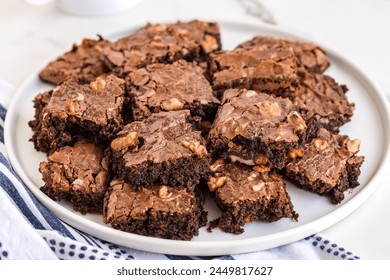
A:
39;141;109;214
209;41;300;98
127;60;220;121
207;159;297;234
291;71;354;133
103;20;221;77
110;110;210;188
103;179;207;240
285;127;364;204
39;37;111;85
29;75;126;154
208;88;313;170
237;36;330;73
175;20;221;56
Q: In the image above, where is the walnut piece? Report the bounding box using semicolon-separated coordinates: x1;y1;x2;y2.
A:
247;171;258;181
288;111;306;131
158;186;172;199
260;100;282;117
210;159;224;172
252;182;265;192
255;154;269;165
347;139;361;154
313;138;328;151
111;132;138;151
252;165;270;173
90;77;106;91
207;176;227;191
161;98;184;111
201;34;219;53
180;140;207;158
288;148;304;159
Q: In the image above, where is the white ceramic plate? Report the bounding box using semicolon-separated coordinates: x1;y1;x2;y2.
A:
5;21;390;256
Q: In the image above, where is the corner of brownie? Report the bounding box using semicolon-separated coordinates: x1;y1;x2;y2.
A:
103;179;207;240
39;141;110;214
291;71;354;133
206;159;297;234
30;74;126;154
285;127;364;204
110;110;210;188
39;37;111;85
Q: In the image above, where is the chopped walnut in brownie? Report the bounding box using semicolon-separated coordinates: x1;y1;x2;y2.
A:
285;127;364;203
110;110;210;189
39;141;109;214
207;159;297;234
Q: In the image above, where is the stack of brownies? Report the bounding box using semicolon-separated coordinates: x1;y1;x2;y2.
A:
29;20;364;239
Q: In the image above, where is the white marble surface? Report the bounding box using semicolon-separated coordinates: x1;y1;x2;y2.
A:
1;0;389;259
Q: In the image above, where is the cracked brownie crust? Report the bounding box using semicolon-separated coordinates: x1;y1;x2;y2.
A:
291;71;354;133
209;41;300;97
104;179;207;240
103;20;221;77
208;88;313;170
29;75;126;154
237;36;330;73
207;159;297;234
127;60;220;121
285;127;364;204
110;110;210;189
39;141;109;214
39;37;111;85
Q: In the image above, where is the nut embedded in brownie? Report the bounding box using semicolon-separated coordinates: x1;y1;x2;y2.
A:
209;41;300;98
39;37;111;85
285;127;364;204
291;71;354;133
39;141;109;214
103;20;221;77
110;110;210;189
207;159;297;234
29;74;126;154
208;88;314;170
103;179;207;240
236;36;330;73
127;60;220;121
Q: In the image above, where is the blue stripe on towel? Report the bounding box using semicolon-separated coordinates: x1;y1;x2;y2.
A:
0;154;76;240
0;171;46;230
0;104;6;121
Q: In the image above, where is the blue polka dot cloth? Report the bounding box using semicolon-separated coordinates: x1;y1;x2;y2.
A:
0;81;360;260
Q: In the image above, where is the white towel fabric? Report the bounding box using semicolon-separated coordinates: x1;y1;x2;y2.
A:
0;81;360;260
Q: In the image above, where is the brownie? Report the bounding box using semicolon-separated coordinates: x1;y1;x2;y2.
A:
207;159;297;234
110;110;210;188
208;88;313;170
175;20;221;55
29;75;126;154
127;60;220;121
39;37;111;85
103;179;207;240
103;20;221;77
209;41;300;98
237;36;330;73
39;141;109;214
291;71;354;133
285;127;364;204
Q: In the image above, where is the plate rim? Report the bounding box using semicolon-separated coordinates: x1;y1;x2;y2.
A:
4;19;390;256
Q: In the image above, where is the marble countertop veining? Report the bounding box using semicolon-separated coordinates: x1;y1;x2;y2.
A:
1;0;390;259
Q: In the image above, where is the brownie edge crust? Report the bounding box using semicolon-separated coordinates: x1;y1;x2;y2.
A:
103;179;207;240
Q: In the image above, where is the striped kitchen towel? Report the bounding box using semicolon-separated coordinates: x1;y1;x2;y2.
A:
0;80;359;260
